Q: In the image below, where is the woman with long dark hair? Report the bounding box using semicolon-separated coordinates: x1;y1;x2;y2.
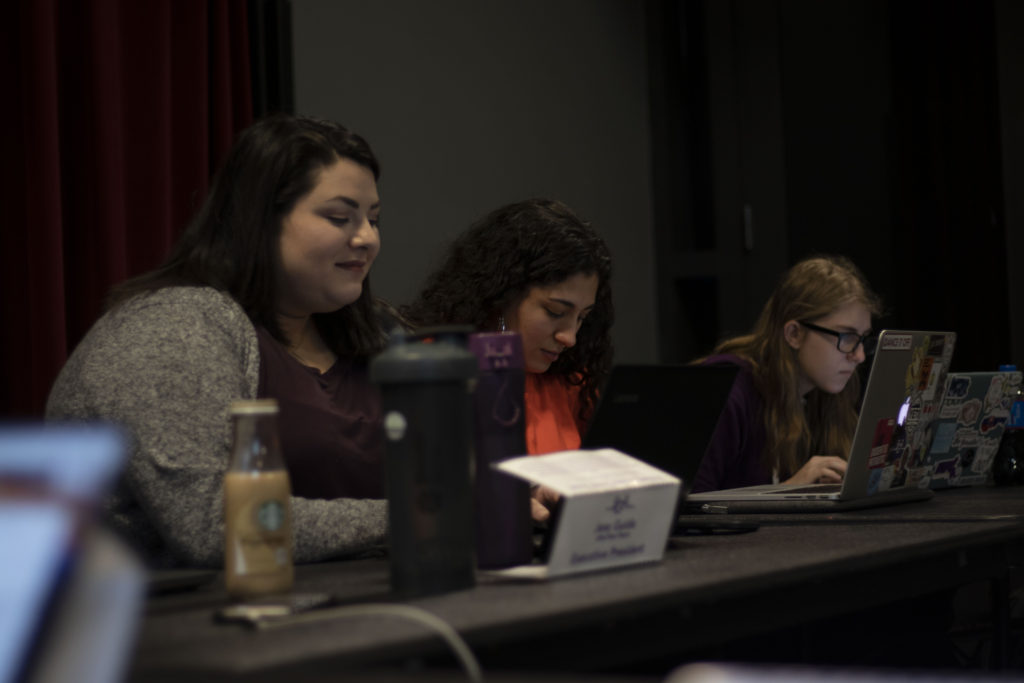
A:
48;114;393;567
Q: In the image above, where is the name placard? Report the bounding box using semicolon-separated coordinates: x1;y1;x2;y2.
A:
489;448;680;580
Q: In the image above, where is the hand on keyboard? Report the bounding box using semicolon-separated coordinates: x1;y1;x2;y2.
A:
783;455;847;485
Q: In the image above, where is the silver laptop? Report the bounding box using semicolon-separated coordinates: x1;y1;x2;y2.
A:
686;330;956;513
914;369;1022;489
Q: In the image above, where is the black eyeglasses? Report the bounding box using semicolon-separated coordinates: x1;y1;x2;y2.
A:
799;321;876;355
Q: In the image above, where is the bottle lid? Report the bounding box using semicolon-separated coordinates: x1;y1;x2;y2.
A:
229;399;279;415
370;326;478;384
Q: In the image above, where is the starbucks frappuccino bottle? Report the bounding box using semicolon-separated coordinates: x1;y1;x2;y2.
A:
224;399;294;598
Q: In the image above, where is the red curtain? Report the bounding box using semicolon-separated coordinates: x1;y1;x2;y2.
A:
1;0;253;417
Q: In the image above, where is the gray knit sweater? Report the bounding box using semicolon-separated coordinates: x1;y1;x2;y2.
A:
46;286;387;568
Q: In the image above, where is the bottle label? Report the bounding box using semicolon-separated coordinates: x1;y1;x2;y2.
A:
229;499;291;574
257;500;286;532
224;471;293;579
1012;400;1024;429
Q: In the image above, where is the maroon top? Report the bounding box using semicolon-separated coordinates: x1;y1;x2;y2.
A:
255;327;384;500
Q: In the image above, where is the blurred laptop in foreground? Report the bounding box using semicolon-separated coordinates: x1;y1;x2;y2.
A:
0;423;144;683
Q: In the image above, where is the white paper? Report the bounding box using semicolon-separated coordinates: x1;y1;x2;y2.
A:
496;448;680;494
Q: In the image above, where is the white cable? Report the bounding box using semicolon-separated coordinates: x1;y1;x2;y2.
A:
255;602;483;682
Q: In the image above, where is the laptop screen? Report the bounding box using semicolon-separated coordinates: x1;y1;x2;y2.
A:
582;364;739;493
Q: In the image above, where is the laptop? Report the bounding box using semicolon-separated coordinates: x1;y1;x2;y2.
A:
0;423;143;683
912;369;1023;489
581;363;740;498
686;330;956;513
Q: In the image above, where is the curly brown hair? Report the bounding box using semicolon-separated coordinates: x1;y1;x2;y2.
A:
403;198;614;426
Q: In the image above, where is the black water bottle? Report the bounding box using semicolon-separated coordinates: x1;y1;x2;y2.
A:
993;365;1024;486
370;327;478;596
468;331;533;569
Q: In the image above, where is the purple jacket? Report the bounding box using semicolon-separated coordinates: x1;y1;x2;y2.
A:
690;354;772;492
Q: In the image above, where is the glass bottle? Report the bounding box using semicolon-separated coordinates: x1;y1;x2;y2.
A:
223;399;294;597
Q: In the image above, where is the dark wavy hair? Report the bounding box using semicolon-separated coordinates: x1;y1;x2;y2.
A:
109;113;389;356
403;198;614;425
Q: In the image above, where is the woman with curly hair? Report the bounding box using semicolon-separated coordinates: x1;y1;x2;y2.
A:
691;255;883;493
403;198;614;458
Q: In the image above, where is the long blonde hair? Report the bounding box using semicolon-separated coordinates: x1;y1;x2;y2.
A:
714;255;882;479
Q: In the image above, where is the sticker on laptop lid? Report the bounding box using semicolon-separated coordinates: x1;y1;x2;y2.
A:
980;415;1007;434
917;357;935;391
875;465;897;492
984;376;1007;413
869;418;894;468
881;333;914;351
945;375;971;400
906;345;926;392
866;468;883;495
957;399;982;426
940;400;962;420
908;467;931;488
941;336;955;367
921;361;943;401
930;421;957;455
933;457;958;480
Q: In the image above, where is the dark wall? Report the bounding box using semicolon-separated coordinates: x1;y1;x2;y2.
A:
290;1;1021;370
653;0;1019;371
887;0;1009;371
998;0;1024;370
780;0;895;307
781;0;1009;371
290;0;659;365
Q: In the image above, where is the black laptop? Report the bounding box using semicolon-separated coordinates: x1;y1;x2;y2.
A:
581;363;740;497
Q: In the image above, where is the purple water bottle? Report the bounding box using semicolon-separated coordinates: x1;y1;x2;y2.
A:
468;331;533;568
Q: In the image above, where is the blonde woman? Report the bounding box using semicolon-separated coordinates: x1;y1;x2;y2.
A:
691;255;882;493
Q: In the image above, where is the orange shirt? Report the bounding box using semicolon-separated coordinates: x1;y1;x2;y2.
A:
524;373;584;455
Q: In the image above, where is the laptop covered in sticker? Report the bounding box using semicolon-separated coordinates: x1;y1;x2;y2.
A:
913;369;1023;488
686;330;955;513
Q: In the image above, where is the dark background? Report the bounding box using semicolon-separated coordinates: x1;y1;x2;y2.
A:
2;0;1022;415
649;0;1018;372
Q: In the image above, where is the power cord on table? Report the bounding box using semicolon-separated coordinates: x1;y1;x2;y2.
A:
254;602;483;682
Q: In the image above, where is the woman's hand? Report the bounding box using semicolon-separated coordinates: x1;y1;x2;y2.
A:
530;485;561;522
783;455;847;485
